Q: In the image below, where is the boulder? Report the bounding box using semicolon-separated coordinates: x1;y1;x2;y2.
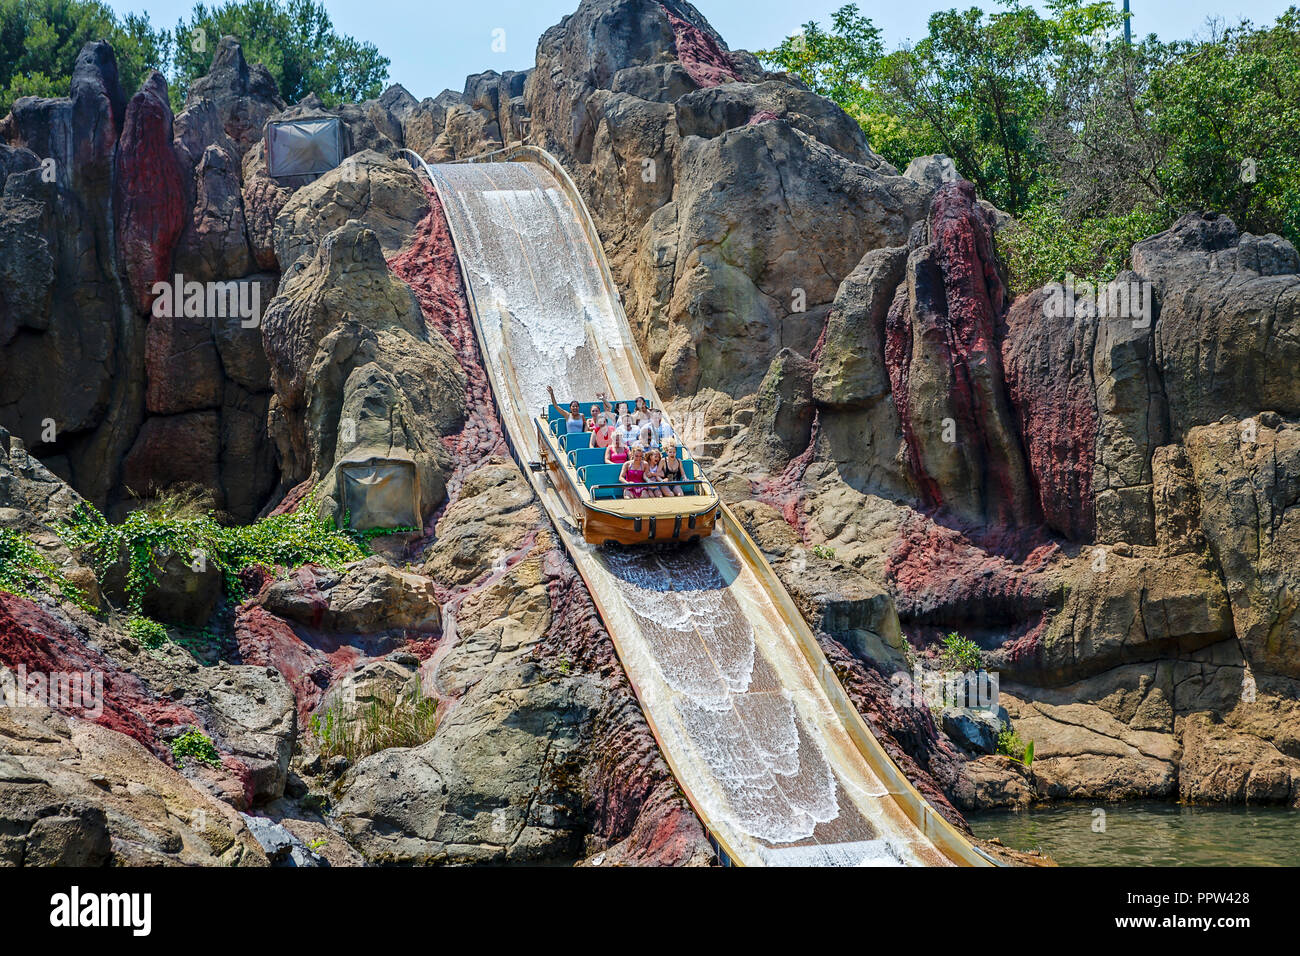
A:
885;181;1035;528
0;704;267;865
813;246;907;410
1179;712;1300;805
262;559;440;634
261;220;465;520
0;42;145;507
114;71;186;314
1184;416;1300;679
272;150;429;269
941;707;1001;755
183;36;285;156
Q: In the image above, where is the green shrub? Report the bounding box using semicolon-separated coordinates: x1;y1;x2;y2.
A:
997;726;1034;766
939;631;983;671
56;489;391;614
1000;200;1171;296
171;727;221;769
0;527;89;609
125;614;169;649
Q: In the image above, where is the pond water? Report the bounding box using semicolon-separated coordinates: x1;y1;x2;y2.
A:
968;802;1300;866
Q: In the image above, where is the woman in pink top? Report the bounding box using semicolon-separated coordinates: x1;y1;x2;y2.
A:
605;432;629;464
619;446;649;499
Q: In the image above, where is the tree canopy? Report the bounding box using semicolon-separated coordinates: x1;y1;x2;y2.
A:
0;0;388;118
760;2;1300;292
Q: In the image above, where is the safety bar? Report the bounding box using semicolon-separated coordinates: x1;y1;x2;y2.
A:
587;480;708;495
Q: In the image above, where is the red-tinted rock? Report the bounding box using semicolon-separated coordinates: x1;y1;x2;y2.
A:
885;181;1036;529
233;604;337;724
114;72;185;314
387;184;508;504
659;2;738;88
0;592;196;758
1000;287;1099;541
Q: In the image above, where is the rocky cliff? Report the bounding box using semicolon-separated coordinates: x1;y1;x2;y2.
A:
1;0;1297;866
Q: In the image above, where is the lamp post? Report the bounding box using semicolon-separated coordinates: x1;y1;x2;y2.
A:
1124;0;1132;46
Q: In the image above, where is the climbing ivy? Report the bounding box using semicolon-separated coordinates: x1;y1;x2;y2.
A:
0;527;89;609
55;489;390;614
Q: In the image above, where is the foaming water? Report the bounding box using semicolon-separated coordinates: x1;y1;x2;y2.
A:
596;543;841;844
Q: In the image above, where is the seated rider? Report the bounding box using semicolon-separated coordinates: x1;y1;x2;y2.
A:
638;422;658;450
605;432;629;465
632;397;652;426
590;392;616;429
645;448;666;498
620;446;649;499
548;386;588;434
615;413;639;449
650;409;675;445
661;443;685;496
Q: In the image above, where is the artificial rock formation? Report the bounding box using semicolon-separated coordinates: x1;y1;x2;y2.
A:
5;0;1300;868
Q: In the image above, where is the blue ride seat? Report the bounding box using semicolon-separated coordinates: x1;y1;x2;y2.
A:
562;432;592;452
569;447;606;470
679;459;698;494
581;463;625;500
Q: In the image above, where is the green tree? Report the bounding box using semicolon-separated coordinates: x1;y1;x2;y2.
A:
0;0;170;115
170;0;389;107
1146;9;1300;244
758;4;939;169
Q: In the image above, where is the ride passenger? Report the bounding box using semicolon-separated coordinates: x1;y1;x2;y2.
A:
645;448;666;498
620;446;649;499
615;413;639;449
547;386;588;434
638;423;658;450
632;397;652;426
590;392;616;430
650;409;675;445
661;443;685;496
605;432;629;464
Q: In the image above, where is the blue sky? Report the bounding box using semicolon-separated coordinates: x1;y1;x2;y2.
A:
106;0;1298;100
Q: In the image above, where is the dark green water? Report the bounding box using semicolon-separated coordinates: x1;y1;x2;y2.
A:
968;802;1300;866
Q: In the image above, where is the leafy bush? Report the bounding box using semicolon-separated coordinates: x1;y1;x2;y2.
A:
940;631;983;671
997;726;1025;759
125;614;169;649
1000;200;1170;295
56;489;383;614
0;527;89;609
171;727;222;769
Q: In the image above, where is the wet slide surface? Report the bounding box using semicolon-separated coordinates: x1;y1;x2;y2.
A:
420;150;990;866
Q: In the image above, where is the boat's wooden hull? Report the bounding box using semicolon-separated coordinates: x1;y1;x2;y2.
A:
579;498;719;547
